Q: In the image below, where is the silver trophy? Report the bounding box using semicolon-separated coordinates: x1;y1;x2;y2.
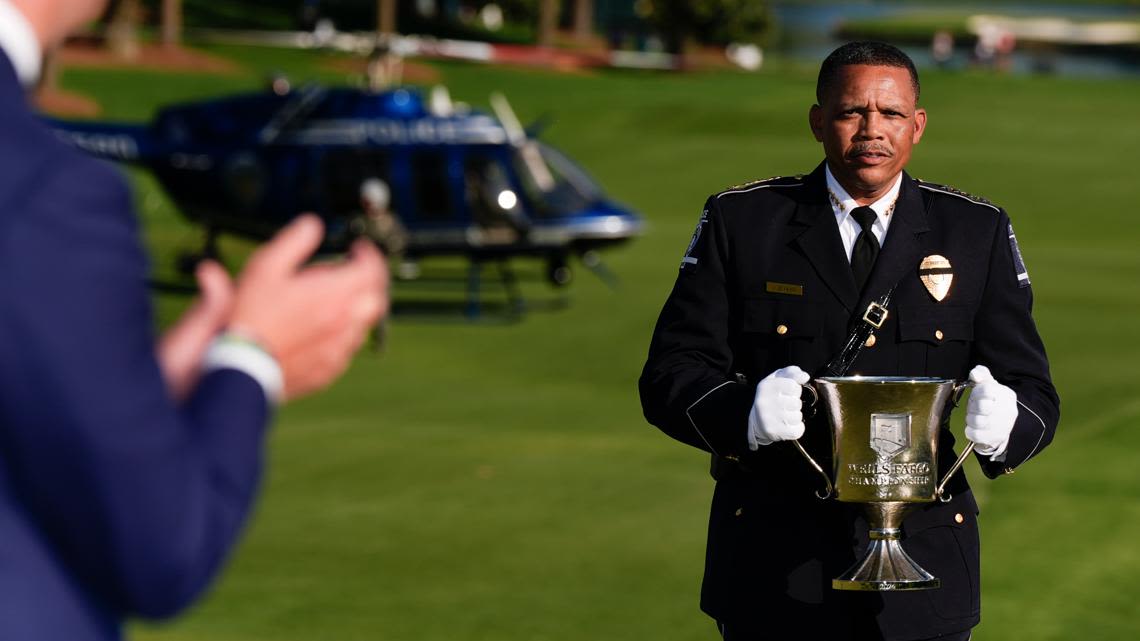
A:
791;376;974;591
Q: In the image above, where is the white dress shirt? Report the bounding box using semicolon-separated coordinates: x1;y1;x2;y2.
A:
825;164;902;262
0;0;42;86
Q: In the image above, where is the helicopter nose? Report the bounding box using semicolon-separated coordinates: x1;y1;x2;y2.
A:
602;216;628;234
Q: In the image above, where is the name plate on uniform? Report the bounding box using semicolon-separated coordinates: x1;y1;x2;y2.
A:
766;281;803;296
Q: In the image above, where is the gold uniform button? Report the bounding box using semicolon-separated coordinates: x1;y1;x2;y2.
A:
776;324;788;335
954;513;964;524
864;335;876;348
934;329;944;341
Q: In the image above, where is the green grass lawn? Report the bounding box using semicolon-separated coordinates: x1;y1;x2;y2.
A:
54;45;1140;640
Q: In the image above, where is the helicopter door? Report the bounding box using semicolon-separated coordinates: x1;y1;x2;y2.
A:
409;151;455;223
462;153;529;245
319;149;393;246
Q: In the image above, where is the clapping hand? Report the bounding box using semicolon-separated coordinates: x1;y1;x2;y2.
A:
158;215;389;403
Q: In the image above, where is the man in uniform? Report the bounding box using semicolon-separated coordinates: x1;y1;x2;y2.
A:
639;42;1059;640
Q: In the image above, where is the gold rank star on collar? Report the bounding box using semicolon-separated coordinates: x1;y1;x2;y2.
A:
828;190;897;218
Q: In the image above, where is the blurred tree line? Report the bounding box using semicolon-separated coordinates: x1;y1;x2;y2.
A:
116;1;773;52
645;0;772;52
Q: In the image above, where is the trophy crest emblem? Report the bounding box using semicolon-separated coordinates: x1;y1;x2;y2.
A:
918;255;953;301
870;413;911;460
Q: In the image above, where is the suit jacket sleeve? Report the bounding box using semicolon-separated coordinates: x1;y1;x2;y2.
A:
0;154;270;619
639;196;754;458
972;209;1060;478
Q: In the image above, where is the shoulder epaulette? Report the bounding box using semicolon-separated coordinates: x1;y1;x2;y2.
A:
718;174;804;198
915;179;1001;212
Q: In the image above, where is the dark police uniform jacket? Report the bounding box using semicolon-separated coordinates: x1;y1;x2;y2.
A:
639;162;1059;640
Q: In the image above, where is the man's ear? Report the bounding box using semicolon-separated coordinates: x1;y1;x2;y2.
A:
912;107;927;144
809;104;824;142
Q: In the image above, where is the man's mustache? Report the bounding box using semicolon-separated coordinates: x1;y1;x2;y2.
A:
848;143;892;156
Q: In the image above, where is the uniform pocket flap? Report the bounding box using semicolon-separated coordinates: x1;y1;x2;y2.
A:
740;298;822;338
903;490;979;535
897;304;973;344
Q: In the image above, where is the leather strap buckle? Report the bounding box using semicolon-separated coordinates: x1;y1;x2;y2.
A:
862;301;889;329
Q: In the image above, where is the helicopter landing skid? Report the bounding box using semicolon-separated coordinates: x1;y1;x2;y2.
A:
579;250;620;290
466;259;525;319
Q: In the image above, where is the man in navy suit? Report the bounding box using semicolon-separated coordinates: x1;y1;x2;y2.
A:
0;1;388;638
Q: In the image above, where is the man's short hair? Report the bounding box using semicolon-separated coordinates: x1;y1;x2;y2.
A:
816;41;920;104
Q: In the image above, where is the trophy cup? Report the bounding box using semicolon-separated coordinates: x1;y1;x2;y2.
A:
790;376;974;591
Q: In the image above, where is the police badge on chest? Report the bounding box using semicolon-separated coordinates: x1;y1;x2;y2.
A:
919;255;953;301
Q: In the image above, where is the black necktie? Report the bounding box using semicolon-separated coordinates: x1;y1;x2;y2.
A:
850;206;880;292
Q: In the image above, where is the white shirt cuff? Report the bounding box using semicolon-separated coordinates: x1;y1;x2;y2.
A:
203;333;284;405
0;1;43;87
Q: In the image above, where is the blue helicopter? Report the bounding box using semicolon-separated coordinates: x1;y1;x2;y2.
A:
47;78;642;309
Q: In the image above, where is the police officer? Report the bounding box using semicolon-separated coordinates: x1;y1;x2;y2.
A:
639;42;1058;640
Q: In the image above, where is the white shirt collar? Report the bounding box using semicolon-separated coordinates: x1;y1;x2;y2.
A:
0;0;43;87
824;163;902;229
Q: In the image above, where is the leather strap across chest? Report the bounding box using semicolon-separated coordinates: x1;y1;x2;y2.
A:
823;286;896;377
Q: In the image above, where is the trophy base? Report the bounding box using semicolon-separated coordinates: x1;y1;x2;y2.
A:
832;528;941;592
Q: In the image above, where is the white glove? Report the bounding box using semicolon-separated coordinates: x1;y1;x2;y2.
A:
965;365;1018;459
748;366;810;450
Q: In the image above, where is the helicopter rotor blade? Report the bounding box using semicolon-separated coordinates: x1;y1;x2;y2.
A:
489;92;526;145
490;93;555;191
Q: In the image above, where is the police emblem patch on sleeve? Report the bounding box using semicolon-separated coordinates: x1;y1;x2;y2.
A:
680;209;707;270
1008;222;1031;287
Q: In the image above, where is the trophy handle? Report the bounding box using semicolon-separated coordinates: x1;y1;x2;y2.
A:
792;383;834;500
950;380;973;407
937;380;976;502
936;442;975;503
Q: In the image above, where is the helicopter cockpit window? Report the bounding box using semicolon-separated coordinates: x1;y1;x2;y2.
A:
511;142;603;218
411;152;452;221
464;155;529;239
